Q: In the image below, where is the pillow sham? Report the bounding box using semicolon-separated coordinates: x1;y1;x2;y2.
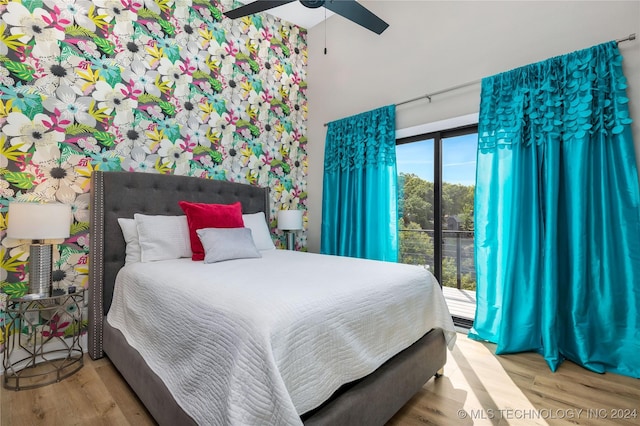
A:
196;227;262;263
134;214;192;262
117;218;141;263
179;201;244;261
242;212;276;251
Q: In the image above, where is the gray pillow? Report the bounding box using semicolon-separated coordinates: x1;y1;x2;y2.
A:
196;227;262;263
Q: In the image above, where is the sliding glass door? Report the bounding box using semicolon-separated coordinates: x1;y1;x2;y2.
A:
396;125;477;326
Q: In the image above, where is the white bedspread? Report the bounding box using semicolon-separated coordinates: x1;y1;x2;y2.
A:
107;250;456;425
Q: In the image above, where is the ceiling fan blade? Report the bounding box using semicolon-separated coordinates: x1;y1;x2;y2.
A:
224;0;296;19
323;0;389;34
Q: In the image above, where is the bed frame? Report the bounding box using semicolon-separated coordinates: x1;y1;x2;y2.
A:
88;170;447;425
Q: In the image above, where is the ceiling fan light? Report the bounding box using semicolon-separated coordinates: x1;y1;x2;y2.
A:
300;0;325;9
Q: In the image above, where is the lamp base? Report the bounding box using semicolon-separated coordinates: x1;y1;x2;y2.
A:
27;243;52;299
285;231;295;251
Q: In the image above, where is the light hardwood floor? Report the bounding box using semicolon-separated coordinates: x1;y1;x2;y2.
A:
2;334;638;425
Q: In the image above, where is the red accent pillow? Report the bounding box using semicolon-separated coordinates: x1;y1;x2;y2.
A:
179;201;244;260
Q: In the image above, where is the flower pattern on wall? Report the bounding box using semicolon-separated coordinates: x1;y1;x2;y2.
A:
0;0;308;333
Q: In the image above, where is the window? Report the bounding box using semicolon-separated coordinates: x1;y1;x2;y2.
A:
396;124;477;327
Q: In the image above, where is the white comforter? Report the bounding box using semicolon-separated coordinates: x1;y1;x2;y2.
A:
107;250;456;425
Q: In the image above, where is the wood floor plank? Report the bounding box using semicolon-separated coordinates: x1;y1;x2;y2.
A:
2;334;639;425
62;363;131;425
93;361;155;425
387;336;640;426
1;355;132;426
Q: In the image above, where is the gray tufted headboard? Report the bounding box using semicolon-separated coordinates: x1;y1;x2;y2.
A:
88;171;269;359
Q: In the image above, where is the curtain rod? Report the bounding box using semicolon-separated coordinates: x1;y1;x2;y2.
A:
323;33;636;127
617;32;637;44
396;79;479;107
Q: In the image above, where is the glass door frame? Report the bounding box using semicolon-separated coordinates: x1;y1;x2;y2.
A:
396;123;478;287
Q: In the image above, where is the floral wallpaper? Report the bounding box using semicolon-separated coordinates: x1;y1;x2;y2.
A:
0;0;308;350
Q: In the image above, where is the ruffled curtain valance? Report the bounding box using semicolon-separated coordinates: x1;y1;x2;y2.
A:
478;41;632;150
324;106;396;171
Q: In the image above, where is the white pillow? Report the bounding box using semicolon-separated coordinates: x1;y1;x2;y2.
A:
242;212;275;251
196;227;262;263
134;214;192;262
117;218;141;263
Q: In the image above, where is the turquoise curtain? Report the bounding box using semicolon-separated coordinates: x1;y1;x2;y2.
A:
321;105;398;261
469;42;640;378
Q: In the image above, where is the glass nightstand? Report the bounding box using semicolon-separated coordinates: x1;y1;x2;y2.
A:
2;289;85;390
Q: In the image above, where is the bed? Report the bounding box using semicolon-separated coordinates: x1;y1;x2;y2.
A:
88;170;456;425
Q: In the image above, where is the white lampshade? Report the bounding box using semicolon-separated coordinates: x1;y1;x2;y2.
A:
7;202;72;240
277;210;303;231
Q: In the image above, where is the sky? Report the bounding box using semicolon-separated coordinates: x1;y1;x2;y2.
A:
396;133;478;186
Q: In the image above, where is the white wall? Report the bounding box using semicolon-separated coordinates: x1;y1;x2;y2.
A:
305;0;640;253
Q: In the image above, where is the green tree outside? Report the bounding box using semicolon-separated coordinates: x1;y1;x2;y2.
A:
398;173;476;290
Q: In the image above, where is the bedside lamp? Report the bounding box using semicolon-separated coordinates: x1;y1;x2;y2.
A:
277;210;303;250
6;202;71;299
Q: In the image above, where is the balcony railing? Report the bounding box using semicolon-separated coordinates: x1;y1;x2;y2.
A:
399;228;476;291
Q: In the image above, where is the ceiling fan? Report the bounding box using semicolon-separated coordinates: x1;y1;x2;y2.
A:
224;0;389;35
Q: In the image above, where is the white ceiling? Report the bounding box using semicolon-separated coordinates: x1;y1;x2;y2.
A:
235;0;334;29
